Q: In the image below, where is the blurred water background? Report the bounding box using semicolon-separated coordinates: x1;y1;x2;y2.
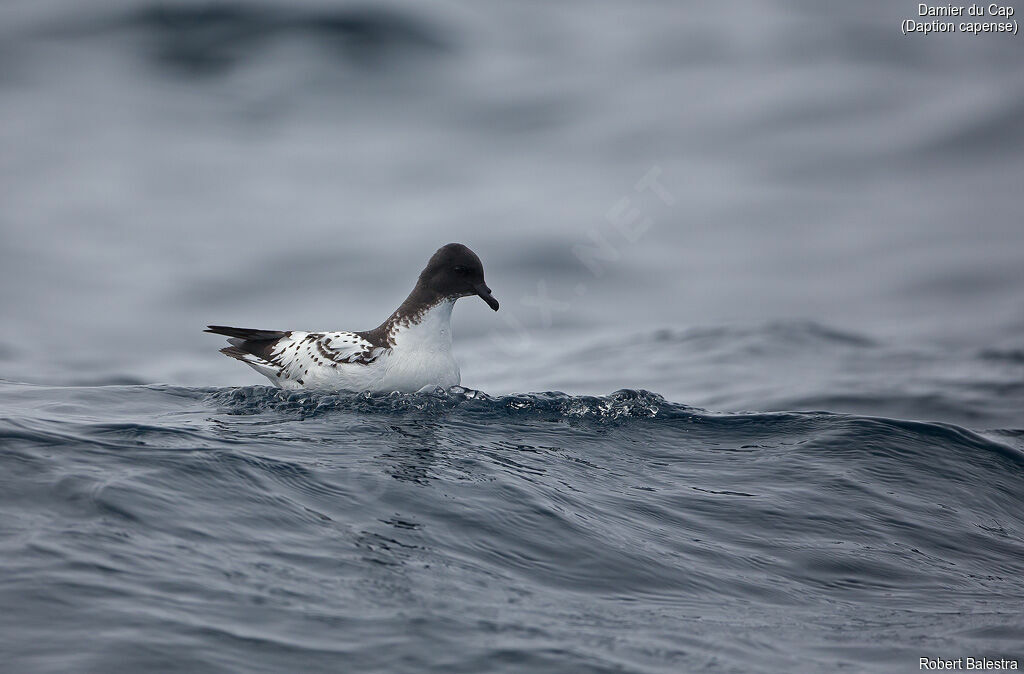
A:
1;1;1023;672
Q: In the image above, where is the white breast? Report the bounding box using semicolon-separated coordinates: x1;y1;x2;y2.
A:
375;300;460;392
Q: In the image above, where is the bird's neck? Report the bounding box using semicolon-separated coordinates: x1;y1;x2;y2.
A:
389;283;445;326
360;282;456;349
386;295;455;351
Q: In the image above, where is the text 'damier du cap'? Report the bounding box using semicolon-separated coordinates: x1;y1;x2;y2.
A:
903;3;1019;34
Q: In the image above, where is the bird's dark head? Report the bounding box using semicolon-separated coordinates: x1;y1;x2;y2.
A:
418;243;499;311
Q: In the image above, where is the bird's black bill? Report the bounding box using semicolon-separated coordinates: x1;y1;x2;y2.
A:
474;283;499;311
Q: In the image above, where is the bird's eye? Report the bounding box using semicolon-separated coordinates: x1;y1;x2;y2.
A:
452;265;468;274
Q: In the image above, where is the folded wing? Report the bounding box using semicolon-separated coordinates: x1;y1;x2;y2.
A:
206;325;384;386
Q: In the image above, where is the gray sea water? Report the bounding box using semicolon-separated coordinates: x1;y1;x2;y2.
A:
1;1;1023;672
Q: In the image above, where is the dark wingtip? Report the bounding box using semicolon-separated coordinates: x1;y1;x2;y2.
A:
204;325;287;340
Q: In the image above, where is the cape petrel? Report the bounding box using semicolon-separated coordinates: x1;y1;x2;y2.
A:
206;243;499;392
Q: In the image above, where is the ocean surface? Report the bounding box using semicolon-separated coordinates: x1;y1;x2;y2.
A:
2;0;1024;672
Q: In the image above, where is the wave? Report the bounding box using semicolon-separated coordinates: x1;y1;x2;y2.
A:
35;3;451;77
2;381;1024;672
3;382;1019;469
206;386;678;421
203;383;1024;462
646;321;880;350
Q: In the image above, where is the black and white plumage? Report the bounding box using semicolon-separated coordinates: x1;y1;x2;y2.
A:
206;243;499;392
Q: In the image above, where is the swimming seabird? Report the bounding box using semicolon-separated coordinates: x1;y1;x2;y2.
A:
206;243;499;392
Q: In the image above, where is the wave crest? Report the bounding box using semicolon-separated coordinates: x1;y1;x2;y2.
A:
206;386;684;421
